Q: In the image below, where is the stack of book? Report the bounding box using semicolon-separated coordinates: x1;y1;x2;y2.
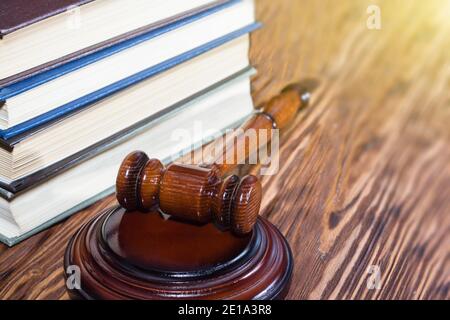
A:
0;0;260;245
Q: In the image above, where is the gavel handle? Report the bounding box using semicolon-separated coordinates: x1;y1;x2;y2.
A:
207;85;311;176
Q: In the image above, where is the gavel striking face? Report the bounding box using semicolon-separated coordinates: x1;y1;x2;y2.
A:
116;151;262;235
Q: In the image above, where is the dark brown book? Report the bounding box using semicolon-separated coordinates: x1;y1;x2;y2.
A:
0;0;93;36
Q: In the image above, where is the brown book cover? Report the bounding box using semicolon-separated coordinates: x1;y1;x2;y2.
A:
0;0;93;36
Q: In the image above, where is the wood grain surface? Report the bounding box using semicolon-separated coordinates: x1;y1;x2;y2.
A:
0;0;449;299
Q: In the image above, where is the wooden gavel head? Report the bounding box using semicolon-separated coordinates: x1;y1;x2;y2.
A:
116;151;262;235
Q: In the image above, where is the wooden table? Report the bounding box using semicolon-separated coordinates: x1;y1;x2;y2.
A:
0;0;449;299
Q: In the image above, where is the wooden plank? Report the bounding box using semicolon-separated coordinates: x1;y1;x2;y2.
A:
0;0;449;299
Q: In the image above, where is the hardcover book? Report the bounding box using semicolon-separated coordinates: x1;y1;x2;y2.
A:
0;0;227;85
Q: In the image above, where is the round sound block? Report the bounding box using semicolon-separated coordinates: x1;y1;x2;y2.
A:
64;206;293;300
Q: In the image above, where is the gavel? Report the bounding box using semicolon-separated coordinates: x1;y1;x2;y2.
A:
116;83;311;235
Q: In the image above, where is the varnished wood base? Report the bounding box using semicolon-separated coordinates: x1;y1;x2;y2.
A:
64;206;293;300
